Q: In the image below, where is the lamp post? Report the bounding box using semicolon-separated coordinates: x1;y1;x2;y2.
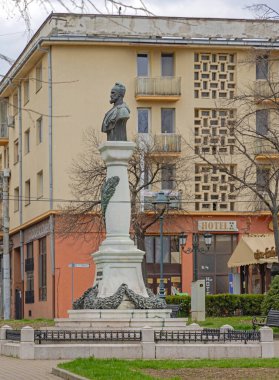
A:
152;191;170;299
179;232;213;282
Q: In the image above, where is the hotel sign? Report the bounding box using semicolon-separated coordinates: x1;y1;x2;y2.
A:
198;220;238;232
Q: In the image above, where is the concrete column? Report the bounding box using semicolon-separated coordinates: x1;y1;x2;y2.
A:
0;325;11;354
260;326;274;358
141;326;155;359
19;326;35;359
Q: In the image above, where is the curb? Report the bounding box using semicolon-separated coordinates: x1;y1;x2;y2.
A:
52;367;88;380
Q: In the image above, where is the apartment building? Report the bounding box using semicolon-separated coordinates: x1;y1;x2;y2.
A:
0;14;278;318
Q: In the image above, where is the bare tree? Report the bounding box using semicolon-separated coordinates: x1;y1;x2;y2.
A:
58;129;190;253
246;3;279;20
188;51;279;257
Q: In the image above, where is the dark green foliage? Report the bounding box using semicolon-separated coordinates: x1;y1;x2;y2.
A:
261;275;279;314
165;295;191;316
166;294;264;317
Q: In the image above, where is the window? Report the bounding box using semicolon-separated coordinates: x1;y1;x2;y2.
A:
137;108;150;133
36;117;42;144
137;53;149;76
161;164;175;190
23;79;29;104
26;272;34;291
14;139;19;164
161;53;174;76
12;91;18;116
256;109;268;136
24;129;30;154
27;241;33;259
4;147;9;168
256;55;268;80
256;167;270;192
145;235;180;264
137;54;149;77
25;180;30;206
161;108;175;133
36;62;42;92
39;237;47;301
0;99;8;127
14;187;19;212
37;170;43;198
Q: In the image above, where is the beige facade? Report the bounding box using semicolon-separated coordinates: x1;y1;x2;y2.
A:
0;14;279;317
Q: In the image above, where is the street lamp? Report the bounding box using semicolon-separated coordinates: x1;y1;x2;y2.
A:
152;191;170;299
179;232;213;282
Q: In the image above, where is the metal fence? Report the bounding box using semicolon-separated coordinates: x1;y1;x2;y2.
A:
6;330;21;341
155;329;261;344
34;330;142;344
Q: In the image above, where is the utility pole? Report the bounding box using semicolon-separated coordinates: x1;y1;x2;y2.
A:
2;168;10;320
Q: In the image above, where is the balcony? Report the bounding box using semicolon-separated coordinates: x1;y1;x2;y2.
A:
254;80;279;103
153;133;181;155
0;123;8;146
254;138;279;159
25;258;34;272
135;77;181;101
25;290;34;304
143;190;182;211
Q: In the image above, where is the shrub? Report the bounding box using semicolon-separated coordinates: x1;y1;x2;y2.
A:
165;295;191;316
166;294;264;317
261;275;279;314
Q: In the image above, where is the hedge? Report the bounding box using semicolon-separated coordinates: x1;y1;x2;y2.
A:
165;294;264;317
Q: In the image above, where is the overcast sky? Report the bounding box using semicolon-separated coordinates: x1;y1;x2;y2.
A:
1;0;279;75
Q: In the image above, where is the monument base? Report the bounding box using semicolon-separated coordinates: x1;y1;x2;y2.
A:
55;309;188;329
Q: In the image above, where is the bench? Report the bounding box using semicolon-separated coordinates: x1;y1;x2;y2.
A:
252;309;279;330
167;304;182;318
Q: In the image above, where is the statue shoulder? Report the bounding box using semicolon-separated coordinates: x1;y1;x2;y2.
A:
117;103;130;118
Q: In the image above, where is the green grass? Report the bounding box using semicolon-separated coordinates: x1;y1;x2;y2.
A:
189;316;279;333
191;316;253;330
59;358;279;380
0;319;54;329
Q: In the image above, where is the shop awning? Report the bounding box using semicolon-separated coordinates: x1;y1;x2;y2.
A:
228;234;278;268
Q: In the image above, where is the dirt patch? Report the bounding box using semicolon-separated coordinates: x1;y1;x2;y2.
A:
143;368;279;380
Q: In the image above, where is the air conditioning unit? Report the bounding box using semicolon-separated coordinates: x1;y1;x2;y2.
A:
169;194;182;209
7;116;14;128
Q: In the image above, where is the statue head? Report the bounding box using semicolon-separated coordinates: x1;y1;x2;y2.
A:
110;82;126;104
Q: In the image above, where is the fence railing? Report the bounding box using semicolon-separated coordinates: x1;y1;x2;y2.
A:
4;328;261;345
34;330;142;344
6;330;21;341
135;77;181;97
154;329;261;344
153;133;181;153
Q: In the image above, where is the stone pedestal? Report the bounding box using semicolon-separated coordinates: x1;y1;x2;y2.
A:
93;141;148;301
55;309;188;329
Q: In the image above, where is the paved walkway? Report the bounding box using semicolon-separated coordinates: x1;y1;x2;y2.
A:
0;356;62;380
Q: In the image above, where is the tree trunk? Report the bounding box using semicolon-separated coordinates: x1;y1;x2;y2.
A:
272;211;279;259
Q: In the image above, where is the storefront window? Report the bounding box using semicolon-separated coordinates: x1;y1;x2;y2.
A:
199;234;237;294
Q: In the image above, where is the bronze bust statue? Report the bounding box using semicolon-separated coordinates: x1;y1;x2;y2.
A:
101;82;130;141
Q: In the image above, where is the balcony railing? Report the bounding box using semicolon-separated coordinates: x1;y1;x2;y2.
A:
153;133;181;153
254;80;279;100
25;290;34;304
25;258;34;272
0;123;8;139
254;138;278;156
135;77;181;98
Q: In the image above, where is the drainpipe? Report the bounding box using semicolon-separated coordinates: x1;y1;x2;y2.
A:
18;85;24;317
48;47;55;318
3;168;10;320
